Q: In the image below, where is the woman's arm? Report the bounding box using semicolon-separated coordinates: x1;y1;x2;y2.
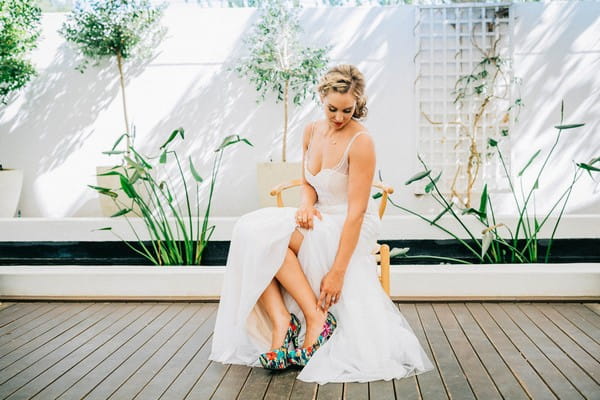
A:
299;122;318;207
318;133;375;311
331;133;376;274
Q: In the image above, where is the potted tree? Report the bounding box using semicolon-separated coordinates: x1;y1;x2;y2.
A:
0;0;42;217
59;0;166;216
234;0;329;206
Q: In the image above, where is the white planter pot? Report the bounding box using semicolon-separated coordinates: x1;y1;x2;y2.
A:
0;263;598;301
0;169;24;217
256;161;302;207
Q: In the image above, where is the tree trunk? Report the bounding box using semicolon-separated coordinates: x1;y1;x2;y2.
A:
282;78;289;163
116;51;130;155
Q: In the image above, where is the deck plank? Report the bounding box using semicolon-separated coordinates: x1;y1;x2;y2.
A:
211;364;252;400
343;382;368;400
397;303;446;400
315;382;343;400
55;303;176;399
534;303;600;363
159;334;215;400
502;303;599;399
289;375;318;400
416;303;475;400
483;303;584;399
0;302;46;327
432;303;502;400
237;367;272;400
519;303;600;383
554;304;600;339
103;303;209;399
369;379;395;399
0;303;78;347
0;302;113;379
0;301;597;400
0;302;143;399
448;303;528;400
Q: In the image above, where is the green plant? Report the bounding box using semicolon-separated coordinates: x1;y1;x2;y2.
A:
0;0;42;105
421;14;523;208
60;0;166;154
234;0;329;162
90;128;253;265
388;102;599;264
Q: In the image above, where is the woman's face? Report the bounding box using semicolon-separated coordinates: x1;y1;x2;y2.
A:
322;91;356;130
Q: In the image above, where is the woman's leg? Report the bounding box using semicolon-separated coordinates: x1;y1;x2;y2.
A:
257;229;328;350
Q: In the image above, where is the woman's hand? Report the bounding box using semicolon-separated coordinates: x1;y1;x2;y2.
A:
317;269;345;312
295;205;322;230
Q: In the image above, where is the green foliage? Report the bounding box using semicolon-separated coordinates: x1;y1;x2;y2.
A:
390;103;599;264
0;0;42;104
91;128;253;266
59;0;167;72
235;0;329;106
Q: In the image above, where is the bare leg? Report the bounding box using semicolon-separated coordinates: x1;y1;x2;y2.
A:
257;229;328;350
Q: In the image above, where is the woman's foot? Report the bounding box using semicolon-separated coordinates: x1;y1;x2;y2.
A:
288;311;337;367
302;308;327;348
259;313;301;370
269;312;296;350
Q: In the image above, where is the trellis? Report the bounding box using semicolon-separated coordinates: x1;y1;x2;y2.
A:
414;3;515;204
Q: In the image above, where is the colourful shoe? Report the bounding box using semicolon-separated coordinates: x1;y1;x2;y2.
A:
259;313;301;370
288;311;337;367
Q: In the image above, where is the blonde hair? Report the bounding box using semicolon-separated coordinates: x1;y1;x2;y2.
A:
317;64;368;120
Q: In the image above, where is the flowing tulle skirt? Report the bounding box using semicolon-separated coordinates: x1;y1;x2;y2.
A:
208;205;435;384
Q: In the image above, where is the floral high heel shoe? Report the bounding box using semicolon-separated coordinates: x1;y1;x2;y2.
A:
288;311;337;367
259;313;301;370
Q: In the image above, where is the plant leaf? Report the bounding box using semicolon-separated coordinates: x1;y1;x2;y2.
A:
488;138;498;147
189;157;203;183
577;163;600;172
481;231;493;258
554;123;584;130
518;149;541;177
425;171;442;193
462;207;486;219
405;170;431;185
159;150;167;164
479;183;488;217
160;127;184;150
111;208;132;217
372;192;383;200
120;175;137;198
390;247;410;257
93;227;112;231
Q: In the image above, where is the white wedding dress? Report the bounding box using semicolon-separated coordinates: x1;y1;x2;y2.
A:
209;129;435;384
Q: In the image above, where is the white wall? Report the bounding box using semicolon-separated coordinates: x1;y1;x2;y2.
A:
0;2;598;219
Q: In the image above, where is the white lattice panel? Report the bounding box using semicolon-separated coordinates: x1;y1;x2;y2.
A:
414;3;514;206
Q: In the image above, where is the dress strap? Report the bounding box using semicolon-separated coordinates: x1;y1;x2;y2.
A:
332;131;367;171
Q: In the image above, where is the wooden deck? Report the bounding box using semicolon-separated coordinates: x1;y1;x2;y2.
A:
0;301;598;400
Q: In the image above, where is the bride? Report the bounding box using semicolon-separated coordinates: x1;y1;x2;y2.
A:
209;64;434;384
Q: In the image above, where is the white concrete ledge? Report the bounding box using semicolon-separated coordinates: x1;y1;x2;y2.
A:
1;264;598;301
1;214;599;241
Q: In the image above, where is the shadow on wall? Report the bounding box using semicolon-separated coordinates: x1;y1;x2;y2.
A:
505;1;600;214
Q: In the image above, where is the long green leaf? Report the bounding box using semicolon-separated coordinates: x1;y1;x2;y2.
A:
120;175;137;198
189;157;203;183
518;149;541;177
577;163;600;172
405;170;431;185
554;123;584;130
431;202;453;224
160;127;184;150
111;208;132;217
479;183;488;217
425;171;442;193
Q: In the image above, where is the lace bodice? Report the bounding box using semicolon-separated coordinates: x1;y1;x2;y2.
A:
304;123;377;214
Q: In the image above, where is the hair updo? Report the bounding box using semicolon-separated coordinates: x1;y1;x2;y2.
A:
317;64;368;120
